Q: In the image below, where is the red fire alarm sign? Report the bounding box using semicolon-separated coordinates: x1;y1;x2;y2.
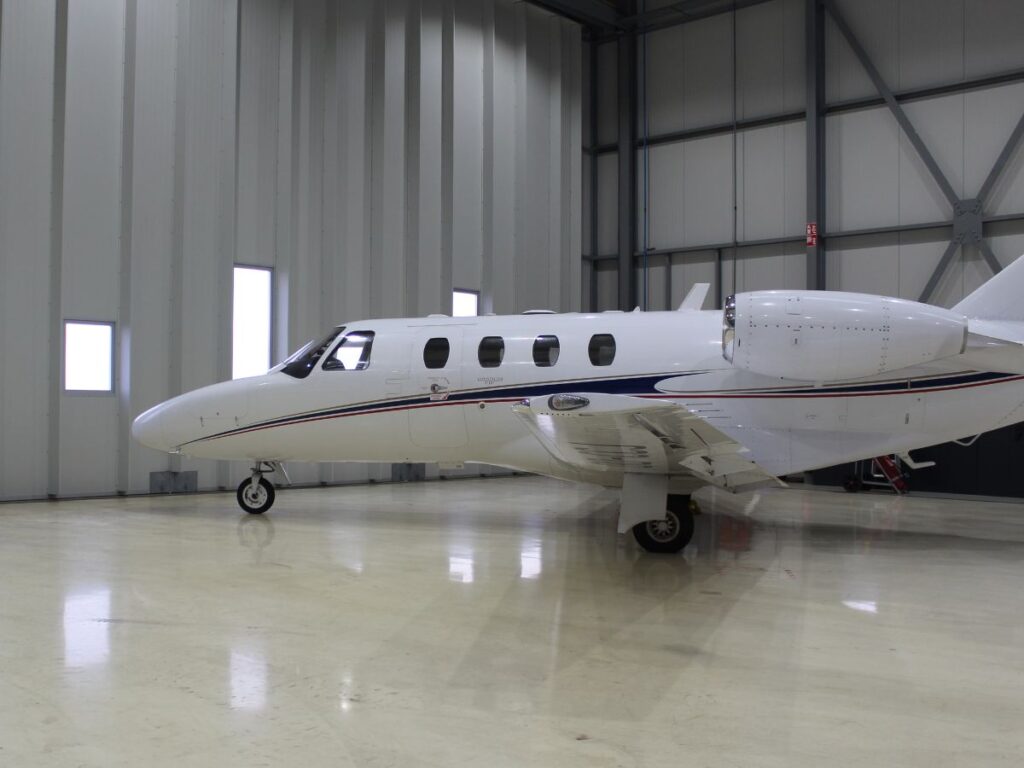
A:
806;222;818;247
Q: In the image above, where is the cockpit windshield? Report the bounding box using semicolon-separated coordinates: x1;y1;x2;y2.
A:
278;326;345;379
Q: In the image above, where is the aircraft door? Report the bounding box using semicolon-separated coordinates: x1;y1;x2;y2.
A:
409;329;469;449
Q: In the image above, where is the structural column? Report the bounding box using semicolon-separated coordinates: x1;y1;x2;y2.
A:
616;22;637;310
805;0;826;290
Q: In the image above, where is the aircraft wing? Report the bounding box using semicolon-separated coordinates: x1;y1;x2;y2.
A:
512;393;782;493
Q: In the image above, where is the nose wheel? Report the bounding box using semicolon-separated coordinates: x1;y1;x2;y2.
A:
236;461;288;514
237;476;275;514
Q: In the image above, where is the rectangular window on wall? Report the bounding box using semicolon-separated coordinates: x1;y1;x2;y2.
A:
64;321;114;392
452;289;479;317
232;266;273;380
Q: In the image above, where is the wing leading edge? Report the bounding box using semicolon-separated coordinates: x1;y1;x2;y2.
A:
512;393;782;493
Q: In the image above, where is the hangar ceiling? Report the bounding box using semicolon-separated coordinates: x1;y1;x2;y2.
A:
528;0;778;36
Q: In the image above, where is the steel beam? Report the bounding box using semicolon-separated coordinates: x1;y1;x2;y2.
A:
586;67;1024;156
616;26;637;310
47;0;69;497
824;0;960;209
918;238;962;304
647;111;807;150
715;248;723;310
976;238;1004;276
580;210;1024;264
117;0;139;494
824;0;1013;302
977;110;1024;205
826;67;1024;117
589;111;806;155
805;0;826;290
589;41;599;310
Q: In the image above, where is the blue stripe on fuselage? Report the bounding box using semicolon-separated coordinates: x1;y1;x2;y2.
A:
181;369;1017;447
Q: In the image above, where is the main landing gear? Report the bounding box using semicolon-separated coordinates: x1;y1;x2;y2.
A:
236;461;286;514
631;494;697;554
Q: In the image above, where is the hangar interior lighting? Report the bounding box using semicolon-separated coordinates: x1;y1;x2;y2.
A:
233;266;273;379
64;321;114;392
452;289;479;317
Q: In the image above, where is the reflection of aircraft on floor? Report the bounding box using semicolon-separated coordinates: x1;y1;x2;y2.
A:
134;255;1024;553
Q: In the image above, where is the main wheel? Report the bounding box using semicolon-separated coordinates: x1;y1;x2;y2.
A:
237;477;275;514
632;506;695;554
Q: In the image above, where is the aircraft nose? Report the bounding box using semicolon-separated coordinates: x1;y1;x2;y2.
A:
132;402;174;452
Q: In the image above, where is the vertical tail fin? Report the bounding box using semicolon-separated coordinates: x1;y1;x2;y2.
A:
953;255;1024;373
953;255;1024;320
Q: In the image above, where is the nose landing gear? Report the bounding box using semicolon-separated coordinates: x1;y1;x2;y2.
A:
236;461;285;514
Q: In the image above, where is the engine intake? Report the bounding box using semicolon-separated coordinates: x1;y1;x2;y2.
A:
722;290;967;382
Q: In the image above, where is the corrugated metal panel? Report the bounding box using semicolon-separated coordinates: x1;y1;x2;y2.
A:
966;82;1024;216
965;0;1024;77
0;0;58;499
58;0;126;496
128;0;180;493
736;0;805;119
0;0;583;500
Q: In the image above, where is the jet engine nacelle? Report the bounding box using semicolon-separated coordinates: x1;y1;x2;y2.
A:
722;290;967;382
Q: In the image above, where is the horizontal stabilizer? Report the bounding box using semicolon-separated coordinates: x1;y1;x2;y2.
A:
957;319;1024;374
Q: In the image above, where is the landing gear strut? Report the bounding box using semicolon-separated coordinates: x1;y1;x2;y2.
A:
631;494;697;554
236;461;284;514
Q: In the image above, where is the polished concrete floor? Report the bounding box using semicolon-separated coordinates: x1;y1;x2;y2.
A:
2;477;1024;766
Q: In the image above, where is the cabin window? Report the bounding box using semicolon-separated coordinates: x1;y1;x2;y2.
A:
323;331;375;371
588;334;616;366
423;337;450;369
478;336;505;368
532;335;560;367
64;321;114;392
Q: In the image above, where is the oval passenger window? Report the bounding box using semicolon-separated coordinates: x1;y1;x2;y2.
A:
588;334;615;366
478;336;505;368
423;337;450;369
532;335;560;367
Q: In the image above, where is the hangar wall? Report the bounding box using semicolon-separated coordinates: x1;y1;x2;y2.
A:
0;0;581;501
582;0;1024;314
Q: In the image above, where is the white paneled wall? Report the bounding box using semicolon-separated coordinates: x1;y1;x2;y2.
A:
0;0;581;500
583;0;1024;312
0;0;59;499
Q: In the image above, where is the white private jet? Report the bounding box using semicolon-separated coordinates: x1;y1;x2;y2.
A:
133;256;1024;552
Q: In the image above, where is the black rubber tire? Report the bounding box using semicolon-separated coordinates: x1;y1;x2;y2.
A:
632;506;695;554
236;477;275;514
843;476;863;493
667;493;687;513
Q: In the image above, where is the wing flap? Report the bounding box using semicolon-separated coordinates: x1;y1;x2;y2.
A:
513;393;781;491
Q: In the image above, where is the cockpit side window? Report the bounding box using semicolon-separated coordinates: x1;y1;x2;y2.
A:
323;331;375;371
280;326;345;379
